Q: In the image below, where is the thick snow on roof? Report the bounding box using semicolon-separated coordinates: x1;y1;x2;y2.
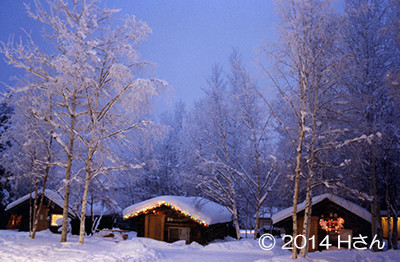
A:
123;195;232;226
272;193;372;225
5;189;65;212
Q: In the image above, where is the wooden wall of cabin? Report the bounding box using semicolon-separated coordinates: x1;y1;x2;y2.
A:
382;217;400;239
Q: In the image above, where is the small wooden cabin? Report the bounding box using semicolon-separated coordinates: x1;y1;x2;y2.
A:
4;189;75;232
272;193;372;252
123;196;235;244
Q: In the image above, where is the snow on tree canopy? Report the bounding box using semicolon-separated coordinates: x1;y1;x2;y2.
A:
271;193;372;224
122;195;232;226
5;189;67;213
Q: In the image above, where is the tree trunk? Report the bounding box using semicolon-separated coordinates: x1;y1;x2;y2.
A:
254;203;260;240
92;215;101;235
301;106;317;258
385;164;392;249
254;153;261;240
28;180;35;238
31;159;52;239
90;200;95;236
31;96;54;239
61;100;77;243
390;160;398;249
79;147;93;245
79;176;90;244
392;208;398;249
60;148;73;242
232;201;241;240
300;181;312;257
370;157;383;251
292;129;305;259
227;177;241;240
30;179;39;237
31;182;46;239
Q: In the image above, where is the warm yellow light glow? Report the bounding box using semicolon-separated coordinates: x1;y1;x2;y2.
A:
50;214;63;226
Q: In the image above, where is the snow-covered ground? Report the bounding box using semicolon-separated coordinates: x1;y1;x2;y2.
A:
0;230;399;262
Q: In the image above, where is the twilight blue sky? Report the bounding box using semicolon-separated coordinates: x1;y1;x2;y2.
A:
0;0;279;105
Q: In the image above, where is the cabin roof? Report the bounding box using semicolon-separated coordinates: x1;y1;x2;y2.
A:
123;195;232;226
272;193;372;225
5;189;66;213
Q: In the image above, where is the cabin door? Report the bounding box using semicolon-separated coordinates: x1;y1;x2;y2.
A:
145;213;165;241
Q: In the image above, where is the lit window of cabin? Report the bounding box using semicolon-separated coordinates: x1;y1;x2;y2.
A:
50;214;63;226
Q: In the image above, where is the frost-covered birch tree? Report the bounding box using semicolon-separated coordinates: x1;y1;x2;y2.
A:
339;0;399;250
229;52;278;239
0;89;56;239
260;0;344;258
0;0;166;243
131;101;187;201
187;53;278;240
187;65;242;240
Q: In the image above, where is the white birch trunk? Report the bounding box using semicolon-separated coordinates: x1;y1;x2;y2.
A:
79;146;93;245
61;99;77;243
232;202;241;240
300;183;312;257
79;176;90;244
292;126;305;259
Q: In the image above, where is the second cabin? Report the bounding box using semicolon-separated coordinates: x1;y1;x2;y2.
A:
272;193;372;252
122;195;236;244
3;189;75;233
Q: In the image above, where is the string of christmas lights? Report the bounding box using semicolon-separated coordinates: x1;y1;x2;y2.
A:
123;201;209;227
319;217;345;234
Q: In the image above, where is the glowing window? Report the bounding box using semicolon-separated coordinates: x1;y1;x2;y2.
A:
50;214;63;226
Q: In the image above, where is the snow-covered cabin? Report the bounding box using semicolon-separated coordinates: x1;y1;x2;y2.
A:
123;196;235;244
3;189;75;232
272;193;372;252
